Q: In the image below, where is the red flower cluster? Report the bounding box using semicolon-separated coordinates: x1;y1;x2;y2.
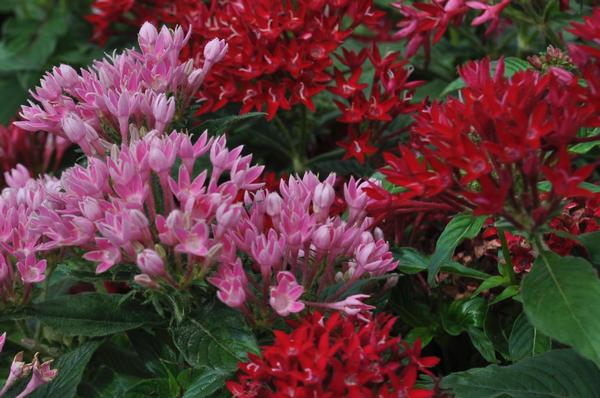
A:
334;47;422;164
0;122;68;186
227;312;438;398
369;51;600;231
392;0;511;59
87;0;385;120
481;199;600;273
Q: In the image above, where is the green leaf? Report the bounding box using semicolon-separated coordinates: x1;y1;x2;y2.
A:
395;248;489;279
522;252;600;367
0;7;69;73
468;327;496;363
578;231;600;266
127;329;178;377
0;76;28;124
442;297;486;336
473;276;507;296
428;213;486;285
182;369;232;398
489;285;519;305
171;303;259;371
197;112;265;136
28;293;161;337
29;341;102;398
123;379;177;398
442;349;600;398
508;313;551;362
404;327;436;348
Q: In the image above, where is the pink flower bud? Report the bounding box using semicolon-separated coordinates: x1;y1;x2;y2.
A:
53;64;79;87
203;38;228;65
265;192;283;217
4;165;31;189
0;255;11;286
138;22;159;51
62;113;86;143
312;224;335;252
312;182;335;214
0;332;5;352
136;249;166;278
134;274;161;289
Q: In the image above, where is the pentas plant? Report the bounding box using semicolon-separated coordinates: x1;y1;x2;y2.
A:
368;55;600;235
16;22;227;151
13;21;398;322
333;47;422;164
227;311;439;397
480;198;600;273
86;0;385;121
215;173;398;319
46;131;264;290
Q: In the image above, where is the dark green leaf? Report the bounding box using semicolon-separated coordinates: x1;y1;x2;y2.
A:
123;379;177;398
395;248;489;279
28;293;161;337
578;231;600;266
29;341;102;398
508;313;551;362
171;303;258;370
468;327;496;363
428;213;486;285
442;297;486;336
197;112;265;136
0;76;28;124
442;349;600;398
182;369;232;398
522;252;600;367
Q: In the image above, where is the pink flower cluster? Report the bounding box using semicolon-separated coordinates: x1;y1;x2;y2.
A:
52;131;263;287
7;22;399;319
211;174;398;317
0;166;59;302
16;22;227;152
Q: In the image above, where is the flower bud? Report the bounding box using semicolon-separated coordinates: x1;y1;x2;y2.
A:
136;249;165;277
265;192;283;217
203;38;228;65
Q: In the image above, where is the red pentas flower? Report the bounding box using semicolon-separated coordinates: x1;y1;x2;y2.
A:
0;122;68;186
368;55;600;233
227;311;439;398
87;0;386;121
333;46;423;163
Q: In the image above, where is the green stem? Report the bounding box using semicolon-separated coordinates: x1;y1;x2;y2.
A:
498;228;517;285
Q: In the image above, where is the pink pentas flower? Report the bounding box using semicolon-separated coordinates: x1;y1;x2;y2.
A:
307;294;375;315
208;259;248;308
16;255;47;284
15;354;58;398
467;0;511;34
269;271;305;317
0;352;32;396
